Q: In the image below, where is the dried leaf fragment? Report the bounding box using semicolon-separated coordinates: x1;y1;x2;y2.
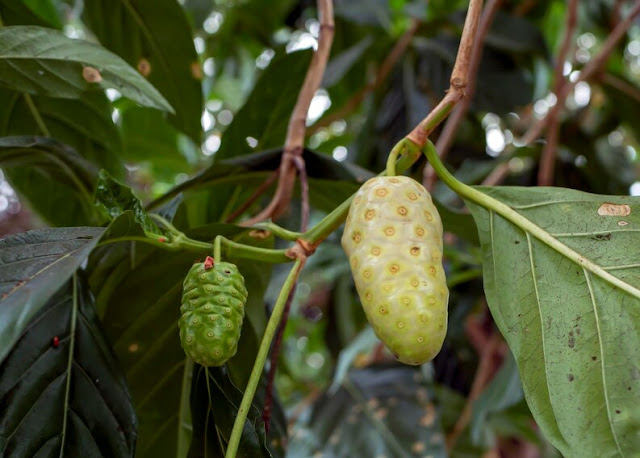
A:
82;66;102;83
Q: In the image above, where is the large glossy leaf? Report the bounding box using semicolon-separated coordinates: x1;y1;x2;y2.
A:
289;365;447;457
0;277;137;457
87;223;277;457
214;50;312;161
0;26;172;112
0;226;104;365
188;365;286;458
0;135;103;226
0;0;61;28
82;0;202;141
466;186;640;457
94;170;160;235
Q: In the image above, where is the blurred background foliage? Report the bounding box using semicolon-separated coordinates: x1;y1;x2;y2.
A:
1;0;639;456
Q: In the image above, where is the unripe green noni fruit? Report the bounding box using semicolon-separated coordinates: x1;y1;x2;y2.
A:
179;257;248;366
341;176;449;365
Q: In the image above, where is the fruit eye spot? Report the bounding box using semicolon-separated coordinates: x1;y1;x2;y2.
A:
218;296;226;303
389;264;400;274
217;276;224;282
397;321;404;329
200;274;207;280
226;322;232;328
383;284;392;292
207;331;214;338
375;188;389;197
354;196;362;204
225;307;231;314
408;192;417;200
429;297;436;304
402;297;411;305
186;336;193;342
424;211;433;221
397;206;408;216
364;209;376;220
352;231;362;243
428;267;437;275
384;227;395;236
365;292;372;301
410;279;419;287
415;227;425;237
410;247;420;256
379;306;388;314
389;178;400;183
371;247;381;256
417;336;425;343
351;257;359;269
209;315;217;321
420;315;428;322
224;269;231;274
363;269;372;279
205;285;213;291
191;318;199;325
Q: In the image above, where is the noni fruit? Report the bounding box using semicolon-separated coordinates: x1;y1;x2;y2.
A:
179;257;248;366
341;176;449;365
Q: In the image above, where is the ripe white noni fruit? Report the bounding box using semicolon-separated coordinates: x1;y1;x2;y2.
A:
341;176;449;365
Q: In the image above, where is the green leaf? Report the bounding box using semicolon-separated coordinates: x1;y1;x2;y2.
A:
0;0;62;28
322;35;374;88
0;226;104;365
0;135;101;225
289;366;447;457
0;276;137;457
87;223;275;457
82;0;202;141
0;26;173;112
214;50;312;161
466;186;640;457
94;169;160;234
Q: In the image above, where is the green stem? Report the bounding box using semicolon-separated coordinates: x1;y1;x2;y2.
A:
214;236;221;263
422;140;640;299
149;213;182;235
225;259;304;458
219;236;291;264
24;93;51;136
305;138;422;244
253;222;302;241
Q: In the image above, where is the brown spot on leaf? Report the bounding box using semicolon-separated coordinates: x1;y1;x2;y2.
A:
597;202;631;216
618;220;629;226
568;374;574;382
568;331;575;348
137;58;151;77
82;66;102;83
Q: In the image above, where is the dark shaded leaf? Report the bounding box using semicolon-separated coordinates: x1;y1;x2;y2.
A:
0;226;104;364
323;35;374;88
0;0;61;28
289;365;447;457
0;26;172;112
94;169;160;235
0;132;113;227
0;277;137;457
214;50;312;161
83;0;202;141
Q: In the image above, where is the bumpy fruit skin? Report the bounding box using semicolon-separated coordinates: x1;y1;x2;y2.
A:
341;176;449;365
179;260;248;366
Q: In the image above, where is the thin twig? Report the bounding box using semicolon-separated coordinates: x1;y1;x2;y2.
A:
224;170;278;223
307;19;421;135
521;1;640;145
513;0;537;17
262;283;298;433
446;332;503;451
610;0;624;29
424;0;502;190
601;72;640;103
406;0;484;148
538;0;579;186
293;155;310;232
242;0;335;226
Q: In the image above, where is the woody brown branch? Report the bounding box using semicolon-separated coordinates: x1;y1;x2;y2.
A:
537;0;579;186
424;0;502;190
407;0;484;148
242;0;335;226
521;0;640;146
